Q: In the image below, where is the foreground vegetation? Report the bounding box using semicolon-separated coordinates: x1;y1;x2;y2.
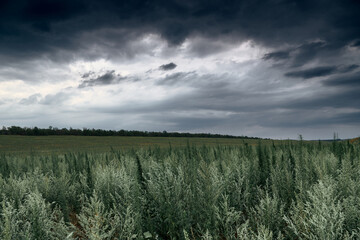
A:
0;140;359;239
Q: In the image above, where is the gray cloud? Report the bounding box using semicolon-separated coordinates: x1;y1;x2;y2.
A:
323;72;360;87
157;72;195;86
79;70;127;88
18;91;74;106
81;71;95;79
263;51;290;61
0;0;359;64
251;110;360;129
352;40;360;47
330;111;360;125
159;62;177;71
156;71;235;92
285;66;338;79
40;91;72;105
290;41;328;67
185;38;233;57
285;65;359;79
338;64;359;73
282;87;360;111
19;93;42;105
264;41;348;69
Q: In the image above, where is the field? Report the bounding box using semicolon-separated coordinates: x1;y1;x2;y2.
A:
0;135;286;154
0;136;359;239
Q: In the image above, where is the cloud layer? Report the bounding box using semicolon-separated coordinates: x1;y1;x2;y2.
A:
0;0;360;139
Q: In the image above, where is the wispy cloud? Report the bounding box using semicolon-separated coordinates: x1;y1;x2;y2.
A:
159;62;177;71
79;70;127;88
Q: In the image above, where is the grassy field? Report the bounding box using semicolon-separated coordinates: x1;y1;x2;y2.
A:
0;140;359;239
0;135;293;154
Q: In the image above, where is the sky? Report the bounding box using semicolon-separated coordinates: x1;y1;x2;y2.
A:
0;0;360;139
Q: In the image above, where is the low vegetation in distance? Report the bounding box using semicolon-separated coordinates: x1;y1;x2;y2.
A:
0;126;261;139
0;125;269;155
0;126;343;155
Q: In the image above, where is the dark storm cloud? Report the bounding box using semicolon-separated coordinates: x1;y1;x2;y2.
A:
283;87;360;111
324;72;360;87
285;65;359;79
79;70;127;88
1;0;359;63
263;51;290;61
330;112;360;125
290;41;328;67
159;62;177;71
338;64;359;73
185;38;233;57
253;110;360;128
264;41;355;68
22;0;85;22
352;40;360;47
285;66;338;79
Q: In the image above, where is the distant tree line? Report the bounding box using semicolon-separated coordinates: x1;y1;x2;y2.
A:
0;126;260;139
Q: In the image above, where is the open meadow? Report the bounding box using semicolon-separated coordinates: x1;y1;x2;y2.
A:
0;135;285;155
0;137;359;239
